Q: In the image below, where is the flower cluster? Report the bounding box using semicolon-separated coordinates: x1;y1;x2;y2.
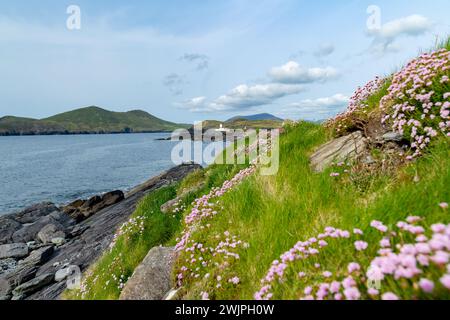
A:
381;48;450;157
174;167;255;296
109;215;146;251
326;76;386;133
255;212;450;300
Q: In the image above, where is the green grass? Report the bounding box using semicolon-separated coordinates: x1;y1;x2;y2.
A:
65;163;245;300
176;122;449;300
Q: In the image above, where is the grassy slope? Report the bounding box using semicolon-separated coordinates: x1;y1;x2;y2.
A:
189;123;449;299
0;106;188;134
65;164;245;300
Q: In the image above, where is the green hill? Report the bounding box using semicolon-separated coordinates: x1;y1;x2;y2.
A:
0;106;189;135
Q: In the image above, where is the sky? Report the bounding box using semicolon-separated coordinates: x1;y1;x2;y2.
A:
0;0;449;123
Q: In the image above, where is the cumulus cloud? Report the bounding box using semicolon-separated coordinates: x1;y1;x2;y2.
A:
268;61;339;84
177;96;208;112
180;53;210;70
208;83;304;111
314;43;335;58
163;73;186;96
282;93;349;119
367;15;433;54
181;83;304;113
288;93;349;109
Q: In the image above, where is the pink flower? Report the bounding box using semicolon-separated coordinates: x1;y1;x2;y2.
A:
323;271;332;278
353;228;363;235
382;292;399;300
304;286;313;295
367;288;379;296
347;262;361;274
330;281;341;294
439;202;448;209
343;287;361;300
439;275;450;289
201;292;209;300
380;238;390;248
354;241;368;251
229;276;240;285
419;279;434;293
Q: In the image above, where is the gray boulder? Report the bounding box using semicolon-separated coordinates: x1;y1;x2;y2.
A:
12;216;64;243
382;132;404;143
119;247;175;300
0;265;38;297
13;202;59;224
19;246;54;267
0;243;29;259
310;131;368;172
37;224;66;244
12;273;54;298
0;218;22;244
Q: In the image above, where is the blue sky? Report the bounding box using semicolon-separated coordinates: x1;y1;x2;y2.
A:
0;0;449;123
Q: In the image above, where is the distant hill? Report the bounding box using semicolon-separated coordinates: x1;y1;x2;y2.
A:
0;106;190;136
226;113;283;122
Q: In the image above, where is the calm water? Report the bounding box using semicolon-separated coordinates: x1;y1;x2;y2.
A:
0;133;222;215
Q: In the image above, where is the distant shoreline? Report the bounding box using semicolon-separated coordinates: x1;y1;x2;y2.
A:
0;130;176;137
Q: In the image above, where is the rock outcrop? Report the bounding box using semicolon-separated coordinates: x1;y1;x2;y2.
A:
310;131;368;172
119;247;175;300
0;162;201;300
63;190;125;222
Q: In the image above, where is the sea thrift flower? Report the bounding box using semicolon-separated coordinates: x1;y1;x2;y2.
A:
323;271;332;278
354;241;368;251
347;262;361;274
344;287;361;300
382;292;399;300
441;275;450;289
229;277;240;285
353;229;363;235
439;202;449;209
419;279;435;293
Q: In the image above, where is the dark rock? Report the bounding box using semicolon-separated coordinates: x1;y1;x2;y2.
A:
0;265;38;297
0;243;29;259
0;218;22;244
67;225;89;239
12;216;64;243
13;202;59;224
37;224;66;244
23;163;201;300
47;211;76;229
65;190;125;222
119;247;175;300
19;246;54;267
12;273;54;298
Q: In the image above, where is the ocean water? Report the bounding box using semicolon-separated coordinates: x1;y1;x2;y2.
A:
0;133;224;215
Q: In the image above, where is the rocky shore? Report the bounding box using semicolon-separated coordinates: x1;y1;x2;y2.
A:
0;162;201;300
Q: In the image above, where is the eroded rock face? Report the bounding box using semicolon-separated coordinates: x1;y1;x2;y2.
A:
310;131;368;172
13;202;59;224
0;243;29;260
0;218;22;244
12;273;54;299
119;247;175;300
37;224;65;244
63;190;125;222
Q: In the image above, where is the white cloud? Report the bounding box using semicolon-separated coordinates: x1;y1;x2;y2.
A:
268;61;339;84
368;15;433;53
177;96;208;112
282;93;349;119
181;83;304;113
209;83;304;111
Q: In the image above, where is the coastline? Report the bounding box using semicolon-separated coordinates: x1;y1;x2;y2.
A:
0;162;201;300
